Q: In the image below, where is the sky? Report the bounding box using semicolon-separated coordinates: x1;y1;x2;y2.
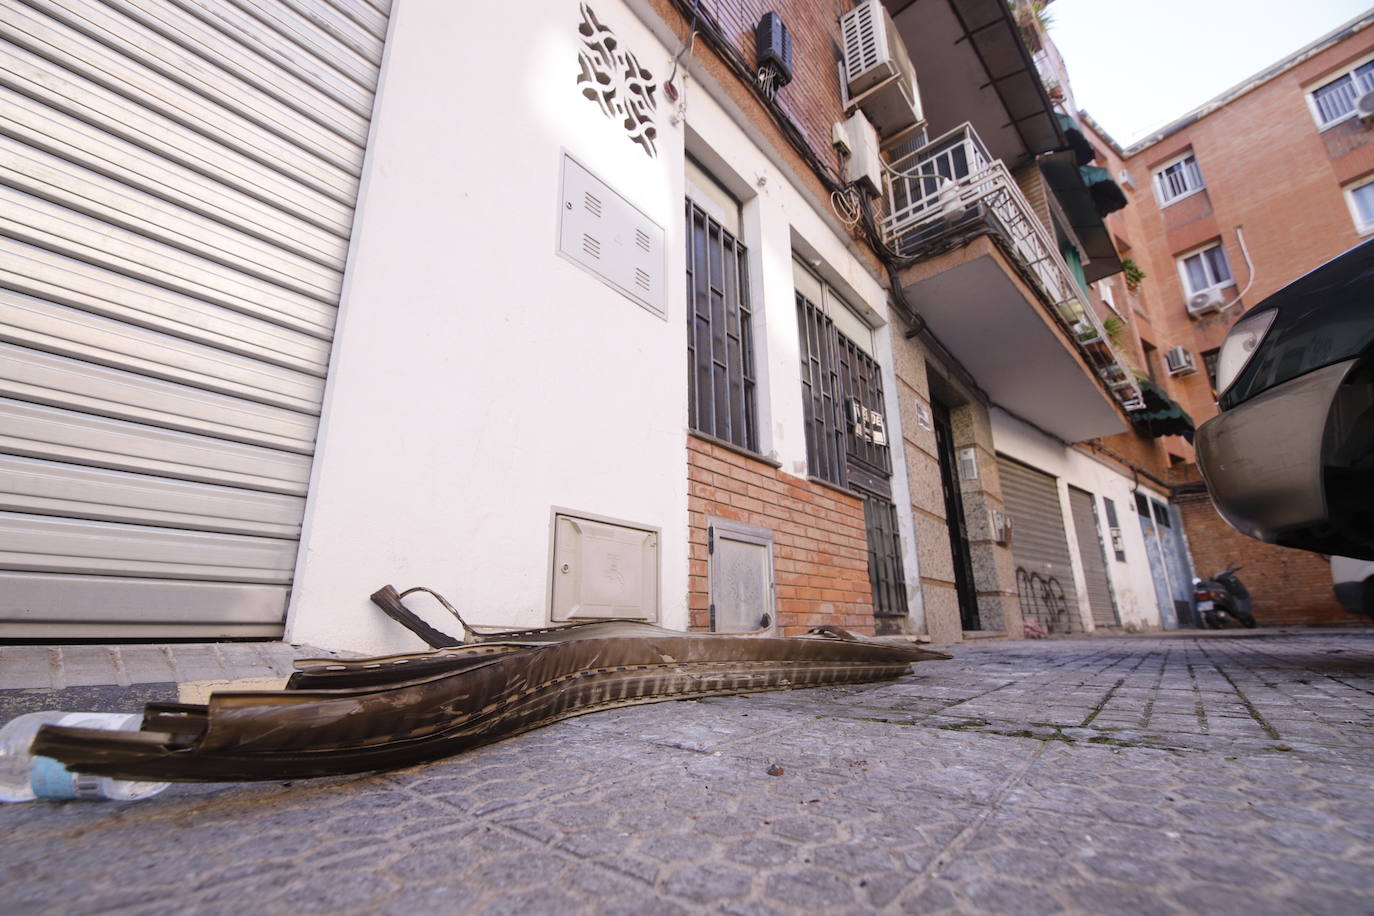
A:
1048;0;1374;147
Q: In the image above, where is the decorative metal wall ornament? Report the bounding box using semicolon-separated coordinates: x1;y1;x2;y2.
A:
577;3;659;157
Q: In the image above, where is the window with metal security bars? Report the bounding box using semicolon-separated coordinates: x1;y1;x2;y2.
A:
863;493;908;623
794;291;892;487
686;199;757;451
1310;60;1374;128
796;293;846;486
836;334;892;477
1152;152;1204;206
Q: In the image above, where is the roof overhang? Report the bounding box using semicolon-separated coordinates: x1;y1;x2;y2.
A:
896;237;1127;442
887;0;1064;166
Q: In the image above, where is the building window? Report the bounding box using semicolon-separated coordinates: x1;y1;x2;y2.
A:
685;165;756;451
1344;178;1374;235
1202;347;1221;393
1178;242;1234;296
1309;59;1374;129
1152;152;1205;206
793;263;890;487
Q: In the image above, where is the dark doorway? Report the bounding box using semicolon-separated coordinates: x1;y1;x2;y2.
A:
932;401;980;630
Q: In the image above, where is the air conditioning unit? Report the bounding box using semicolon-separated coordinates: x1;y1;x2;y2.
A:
1116;169;1136;190
1165;345;1196;376
834;111;883;197
1187;288;1225;315
839;0;924;138
1357;89;1374;125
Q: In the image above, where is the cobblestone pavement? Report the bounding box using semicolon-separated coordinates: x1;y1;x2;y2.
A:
3;630;1373;914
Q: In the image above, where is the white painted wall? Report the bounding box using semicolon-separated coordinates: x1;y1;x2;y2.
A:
992;409;1170;630
287;0;908;653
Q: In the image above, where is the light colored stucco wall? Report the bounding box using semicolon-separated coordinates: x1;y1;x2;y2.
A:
992;409;1171;631
287;0;909;653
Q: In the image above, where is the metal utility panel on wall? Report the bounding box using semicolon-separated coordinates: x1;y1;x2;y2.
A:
551;512;660;621
558;154;667;319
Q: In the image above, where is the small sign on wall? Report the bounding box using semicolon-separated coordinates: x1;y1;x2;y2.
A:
915;401;933;431
958;447;979;480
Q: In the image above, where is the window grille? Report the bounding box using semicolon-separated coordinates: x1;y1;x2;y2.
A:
863;492;908;620
836;334;893;477
1153;153;1204;205
686;200;757;451
1312;61;1374;127
796;291;846;486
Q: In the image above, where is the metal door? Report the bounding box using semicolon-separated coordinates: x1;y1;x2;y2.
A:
1136;494;1180;629
709;519;775;632
998;457;1082;634
0;0;393;638
933;402;979;630
1068;486;1118;626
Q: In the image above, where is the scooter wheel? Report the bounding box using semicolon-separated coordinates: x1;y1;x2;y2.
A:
1239;614;1257;629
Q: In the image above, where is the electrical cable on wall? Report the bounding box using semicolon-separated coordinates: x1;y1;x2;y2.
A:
662;0;935;339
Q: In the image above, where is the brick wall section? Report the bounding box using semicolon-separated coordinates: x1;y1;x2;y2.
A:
698;0;852;186
687;436;876;635
1175;492;1369;627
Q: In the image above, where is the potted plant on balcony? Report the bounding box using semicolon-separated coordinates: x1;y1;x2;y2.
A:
1122;258;1146;292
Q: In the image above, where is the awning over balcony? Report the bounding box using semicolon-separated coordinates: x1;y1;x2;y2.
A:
1038;151;1123;284
1081;165;1128;217
1131;378;1196;442
1056;112;1095;166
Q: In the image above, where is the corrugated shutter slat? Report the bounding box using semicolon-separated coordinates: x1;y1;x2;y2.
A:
0;0;389;637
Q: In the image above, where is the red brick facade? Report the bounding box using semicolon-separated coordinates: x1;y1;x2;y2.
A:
1175;491;1366;627
688;0;852;186
687;436;876;635
1081;21;1374;628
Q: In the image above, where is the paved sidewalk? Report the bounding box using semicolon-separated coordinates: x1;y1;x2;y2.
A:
2;631;1372;914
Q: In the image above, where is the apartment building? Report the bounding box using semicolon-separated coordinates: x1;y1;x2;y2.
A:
1080;11;1374;626
0;0;1183;651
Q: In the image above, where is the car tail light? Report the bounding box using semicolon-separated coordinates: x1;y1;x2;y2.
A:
1215;307;1277;397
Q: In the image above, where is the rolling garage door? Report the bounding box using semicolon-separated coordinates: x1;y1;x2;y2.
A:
0;0;392;638
998;457;1082;634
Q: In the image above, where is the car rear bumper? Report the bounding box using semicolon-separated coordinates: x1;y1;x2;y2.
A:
1196;359;1357;542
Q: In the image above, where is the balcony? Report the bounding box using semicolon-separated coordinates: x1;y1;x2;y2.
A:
879;124;1144;438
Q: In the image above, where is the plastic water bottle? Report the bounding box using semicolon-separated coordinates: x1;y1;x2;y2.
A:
0;712;168;802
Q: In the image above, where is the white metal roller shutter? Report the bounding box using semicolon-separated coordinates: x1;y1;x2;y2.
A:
0;0;392;638
997;456;1082;634
1068;486;1117;627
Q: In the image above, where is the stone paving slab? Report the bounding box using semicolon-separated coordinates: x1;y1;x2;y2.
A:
2;631;1372;913
0;643;346;691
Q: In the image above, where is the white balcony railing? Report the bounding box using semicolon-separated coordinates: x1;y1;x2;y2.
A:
880;123;1145;413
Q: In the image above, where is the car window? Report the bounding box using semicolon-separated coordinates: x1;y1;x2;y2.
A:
1222;260;1374;406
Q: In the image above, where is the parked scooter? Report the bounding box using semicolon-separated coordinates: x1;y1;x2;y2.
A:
1193;566;1257;628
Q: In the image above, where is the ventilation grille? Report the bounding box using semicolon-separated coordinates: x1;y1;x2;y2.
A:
558;155;667;319
842;1;880;84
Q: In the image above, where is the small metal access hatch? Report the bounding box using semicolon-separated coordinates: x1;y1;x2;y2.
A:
550;511;660;621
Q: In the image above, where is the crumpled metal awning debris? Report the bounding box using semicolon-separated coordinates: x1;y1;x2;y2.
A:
32;586;950;783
